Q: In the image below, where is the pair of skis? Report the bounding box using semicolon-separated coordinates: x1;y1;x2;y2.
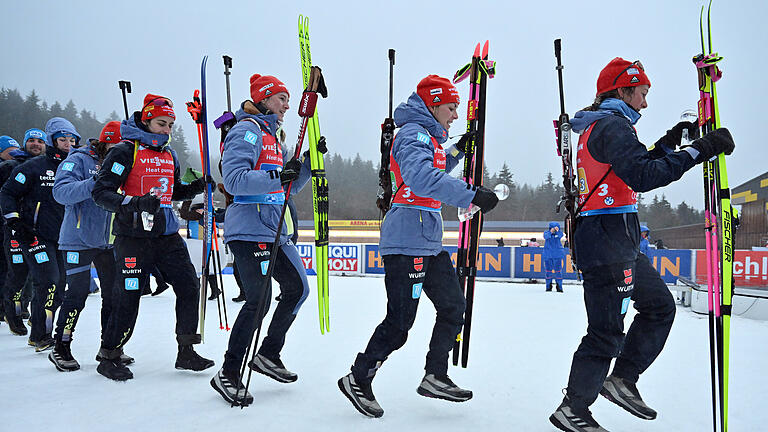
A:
694;2;733;431
186;56;230;341
452;41;495;368
299;15;330;334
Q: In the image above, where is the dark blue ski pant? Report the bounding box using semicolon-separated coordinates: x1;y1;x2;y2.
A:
222;240;308;374
351;251;465;382
566;254;676;411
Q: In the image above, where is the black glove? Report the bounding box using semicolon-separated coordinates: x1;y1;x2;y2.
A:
280;158;302;185
662;121;699;149
317;136;328;154
455;131;475;154
123;192;161;214
471;186;499;214
7;218;36;244
302;136;329;160
191;175;214;194
690;127;734;162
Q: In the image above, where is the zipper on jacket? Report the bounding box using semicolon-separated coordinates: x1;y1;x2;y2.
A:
33;202;41;227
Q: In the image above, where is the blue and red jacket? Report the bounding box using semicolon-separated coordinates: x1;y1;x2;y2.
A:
570;99;698;270
379;92;475;257
221;103;310;245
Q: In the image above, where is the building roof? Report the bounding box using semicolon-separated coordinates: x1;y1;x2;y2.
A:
732;171;768;208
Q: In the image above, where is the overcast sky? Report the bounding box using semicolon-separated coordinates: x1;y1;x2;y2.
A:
1;0;763;210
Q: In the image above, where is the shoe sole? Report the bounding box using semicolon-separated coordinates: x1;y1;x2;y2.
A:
35;344;54;353
210;377;252;407
48;352;80;372
249;360;297;383
549;412;582;432
337;378;383;418
176;358;215;372
599;387;656;420
96;366;133;381
416;385;473;402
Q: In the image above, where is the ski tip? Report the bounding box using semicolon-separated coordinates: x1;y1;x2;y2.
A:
473;43;481;57
482;40;489;58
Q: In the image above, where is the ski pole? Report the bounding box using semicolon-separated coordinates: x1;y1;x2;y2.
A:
118;80;131;120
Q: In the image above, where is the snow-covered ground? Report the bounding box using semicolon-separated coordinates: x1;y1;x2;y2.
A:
2;272;766;431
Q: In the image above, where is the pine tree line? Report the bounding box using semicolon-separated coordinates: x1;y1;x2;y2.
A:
0;88;198;171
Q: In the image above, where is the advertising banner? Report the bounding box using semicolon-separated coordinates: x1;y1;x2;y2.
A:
695;249;768;288
364;244;512;279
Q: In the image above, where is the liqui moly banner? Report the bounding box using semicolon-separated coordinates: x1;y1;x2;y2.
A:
328;244;361;275
296;243;362;276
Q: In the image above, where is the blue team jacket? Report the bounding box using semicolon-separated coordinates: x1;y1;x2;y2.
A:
54;142;112;250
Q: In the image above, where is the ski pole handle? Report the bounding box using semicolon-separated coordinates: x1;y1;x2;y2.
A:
222;55;233;112
298;91;318;118
118;80;132;120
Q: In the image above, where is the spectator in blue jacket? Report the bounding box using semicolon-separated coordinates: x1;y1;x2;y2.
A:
338;75;498;418
210;73;315;407
543;221;565;292
639;225;650;255
49;121;126;372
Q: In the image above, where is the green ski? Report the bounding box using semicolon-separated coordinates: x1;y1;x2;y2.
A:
299;14;330;334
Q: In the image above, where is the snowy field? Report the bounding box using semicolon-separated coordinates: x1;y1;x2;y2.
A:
1;272;767;431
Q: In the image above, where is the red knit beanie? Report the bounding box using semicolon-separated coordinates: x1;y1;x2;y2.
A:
417;75;460;107
99;121;122;143
141;94;175;121
596;57;651;96
250;74;289;104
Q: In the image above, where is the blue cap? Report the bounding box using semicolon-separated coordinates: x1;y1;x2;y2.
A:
548;221;560;229
0;135;20;152
23;128;47;146
640;225;650;233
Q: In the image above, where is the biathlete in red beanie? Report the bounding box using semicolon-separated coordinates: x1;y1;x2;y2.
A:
91;94;214;381
337;75;499;418
549;58;734;432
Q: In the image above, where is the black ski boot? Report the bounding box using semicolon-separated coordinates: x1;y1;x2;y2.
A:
35;334;55;352
207;286;221;301
232;291;246;303
600;375;657;420
49;339;80;372
416;374;473;402
249;353;298;383
210;368;254;406
96;348;135;365
175;345;215;371
338;373;384;418
546;281;553;292
97;348;133;381
550;397;609;432
6;314;28;336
